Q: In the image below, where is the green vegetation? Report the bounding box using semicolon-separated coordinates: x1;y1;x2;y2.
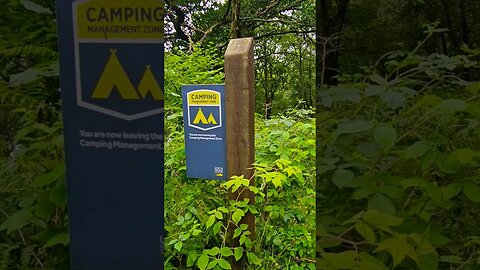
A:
317;7;480;269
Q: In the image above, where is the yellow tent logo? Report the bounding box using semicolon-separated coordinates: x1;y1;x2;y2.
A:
91;49;164;101
193;108;217;125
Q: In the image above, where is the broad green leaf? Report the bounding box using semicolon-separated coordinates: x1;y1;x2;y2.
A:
381;91;406;109
403;141;431;159
449;148;480;165
232;209;244;225
218;259;231;269
49;180;67;209
220;247;233;257
416;253;439;270
363;210;403;228
442;183;463;201
368;193;395;215
31;164;65;187
0;208;33;234
234;247;243;261
187;251;198;267
370;73;387;85
365;85;386;96
463;183;480;203
174;241;183;251
20;0;52;14
355;222;376;243
206;215;216;228
358;253;389;270
439;255;463;264
246;252;261;265
437;99;467;114
213;221;222;234
43;232;69;248
205;247;219;256
332;169;354;188
374;125;397;151
375;233;417;266
207;259;218;269
321;251;357;269
333;120;373;138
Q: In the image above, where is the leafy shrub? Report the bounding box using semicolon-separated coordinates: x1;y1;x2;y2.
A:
317;31;480;269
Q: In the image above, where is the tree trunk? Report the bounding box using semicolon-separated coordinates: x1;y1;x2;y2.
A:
230;0;241;39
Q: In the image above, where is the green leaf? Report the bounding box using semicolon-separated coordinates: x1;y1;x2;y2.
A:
365;85;386;96
437;99;467;114
0;208;33;234
207;259;218;269
220;247;233;257
463;183;480;203
368;193;395;215
174;241;183;251
232;209;244;225
416;253;439;270
234;247;243;261
43;232;69;248
358;253;389;270
375;233;417;266
31;164;65;187
218;259;231;269
197;254;209;270
363;210;403;228
370;73;387;85
374;125;397;152
333;120;373;138
332;169;355;188
355;222;376;243
442;183;463;201
449;148;480;165
205;247;220;256
20;0;52;14
439;255;463;264
403;141;431;159
214;211;223;220
49;180;67;209
206;215;216;228
246;252;261;265
187;251;198;267
213;221;222;234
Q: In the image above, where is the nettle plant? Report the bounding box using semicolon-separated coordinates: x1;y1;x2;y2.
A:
164;107;315;270
317;30;480;269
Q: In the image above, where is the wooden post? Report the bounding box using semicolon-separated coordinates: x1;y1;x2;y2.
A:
225;38;255;269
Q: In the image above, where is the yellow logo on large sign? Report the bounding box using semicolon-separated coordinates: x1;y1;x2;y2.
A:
91;49;164;101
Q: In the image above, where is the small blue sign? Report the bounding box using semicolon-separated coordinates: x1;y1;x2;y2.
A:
182;85;227;180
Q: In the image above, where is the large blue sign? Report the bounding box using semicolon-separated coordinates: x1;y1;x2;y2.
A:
182;85;227;180
57;0;164;269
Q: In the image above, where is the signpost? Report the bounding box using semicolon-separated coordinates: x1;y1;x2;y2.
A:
224;37;256;270
182;85;227;180
181;38;255;270
57;0;164;269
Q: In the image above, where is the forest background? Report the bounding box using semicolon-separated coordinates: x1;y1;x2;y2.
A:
316;0;480;269
0;0;316;270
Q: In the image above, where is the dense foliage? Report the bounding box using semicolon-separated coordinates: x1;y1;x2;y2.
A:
317;29;480;269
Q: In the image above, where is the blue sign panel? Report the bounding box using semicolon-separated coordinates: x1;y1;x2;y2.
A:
56;0;164;269
182;85;227;180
